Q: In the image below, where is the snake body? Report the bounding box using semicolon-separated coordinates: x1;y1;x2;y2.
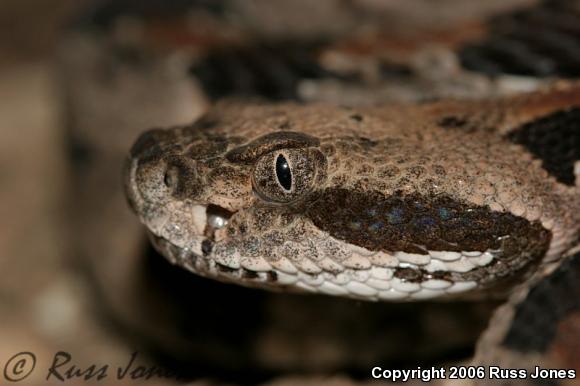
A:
109;0;580;382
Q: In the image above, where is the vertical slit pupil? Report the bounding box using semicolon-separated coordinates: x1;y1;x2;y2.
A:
275;154;292;191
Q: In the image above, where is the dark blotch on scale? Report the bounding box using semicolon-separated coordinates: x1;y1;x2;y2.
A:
507;108;580;186
241;269;260;280
307;189;551;260
350;114;364;122
189;42;343;101
438;116;468;129
266;271;278;282
77;0;225;29
459;1;580;78
394;268;424;282
503;251;580;353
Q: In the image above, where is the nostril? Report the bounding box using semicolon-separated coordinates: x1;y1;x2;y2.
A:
163;165;180;190
162;155;201;199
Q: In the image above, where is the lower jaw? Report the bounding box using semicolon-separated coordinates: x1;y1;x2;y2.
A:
145;231;514;302
146;231;287;292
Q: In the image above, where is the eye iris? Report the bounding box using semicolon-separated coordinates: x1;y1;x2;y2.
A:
275;154;292;191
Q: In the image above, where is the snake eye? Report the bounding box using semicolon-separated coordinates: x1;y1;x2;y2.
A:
252;148;323;203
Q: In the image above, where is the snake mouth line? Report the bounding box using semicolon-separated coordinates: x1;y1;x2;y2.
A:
147;231;285;291
147;227;516;301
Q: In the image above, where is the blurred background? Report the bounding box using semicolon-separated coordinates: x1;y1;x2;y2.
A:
0;0;142;384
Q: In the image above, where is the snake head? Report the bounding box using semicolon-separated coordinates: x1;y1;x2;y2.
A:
125;103;575;301
124;105;334;293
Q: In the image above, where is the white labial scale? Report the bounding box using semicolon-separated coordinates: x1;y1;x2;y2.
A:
351;269;371;282
270;257;298;274
420;279;452;290
240;255;272;272
191;205;207;234
370;266;394;281
474;251;494;266
345;281;378;297
276;271;298;285
254;272;268;282
318;280;349;296
378;289;408;300
423;259;448;272
391;278;421;293
429;250;462;261
299;273;325;286
462;251;482;257
410;288;444;299
330;272;350;285
446;281;477;293
394;251;430;265
295;281;317;293
398;262;418;269
443;257;477;273
366;278;391;290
